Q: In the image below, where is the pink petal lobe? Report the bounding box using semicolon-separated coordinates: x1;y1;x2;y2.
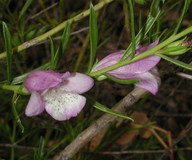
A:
61;71;71;79
134;68;161;95
60;73;94;94
25;70;63;92
25;91;45;116
108;40;160;79
92;39;160;79
108;54;161;79
136;39;159;55
43;88;86;121
92;50;125;72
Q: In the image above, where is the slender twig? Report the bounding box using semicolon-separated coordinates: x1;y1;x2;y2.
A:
0;143;36;150
96;147;192;155
0;0;114;59
157;118;192;160
36;27;89;46
28;2;58;20
53;87;148;160
177;72;192;80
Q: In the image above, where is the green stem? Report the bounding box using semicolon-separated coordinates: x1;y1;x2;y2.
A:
173;0;191;35
10;121;16;160
0;84;20;92
74;34;90;71
0;84;28;95
89;26;192;77
127;0;136;58
12;92;25;133
0;0;114;59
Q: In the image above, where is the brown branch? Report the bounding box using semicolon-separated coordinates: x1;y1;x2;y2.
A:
53;87;148;160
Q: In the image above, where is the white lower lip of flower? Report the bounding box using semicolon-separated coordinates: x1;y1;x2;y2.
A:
42;87;86;121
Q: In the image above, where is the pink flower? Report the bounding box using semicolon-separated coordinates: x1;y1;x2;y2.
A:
24;70;94;121
92;40;161;95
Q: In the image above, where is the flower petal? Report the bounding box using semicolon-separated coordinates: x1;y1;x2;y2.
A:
134;68;161;95
43;88;86;121
136;39;159;55
25;91;45;116
92;50;125;72
92;39;160;79
25;70;66;92
60;73;94;94
108;54;161;79
61;71;71;79
108;40;160;79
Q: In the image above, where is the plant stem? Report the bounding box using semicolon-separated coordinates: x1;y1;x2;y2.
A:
10;121;16;160
0;84;28;95
0;84;20;92
0;0;114;59
89;26;192;77
74;34;90;72
127;0;136;58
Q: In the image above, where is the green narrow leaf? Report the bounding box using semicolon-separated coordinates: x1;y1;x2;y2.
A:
134;0;145;5
167;46;186;52
88;3;98;73
165;48;190;56
49;36;55;69
62;23;71;52
157;53;192;71
53;22;71;68
87;96;134;121
12;92;24;133
104;74;140;84
148;0;161;41
2;22;13;84
162;45;189;56
18;0;33;20
34;137;45;160
120;10;161;61
150;0;161;17
173;0;192;34
138;11;142;32
127;0;136;58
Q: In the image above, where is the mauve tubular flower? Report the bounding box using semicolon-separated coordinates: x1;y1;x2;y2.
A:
92;40;161;95
24;70;94;121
